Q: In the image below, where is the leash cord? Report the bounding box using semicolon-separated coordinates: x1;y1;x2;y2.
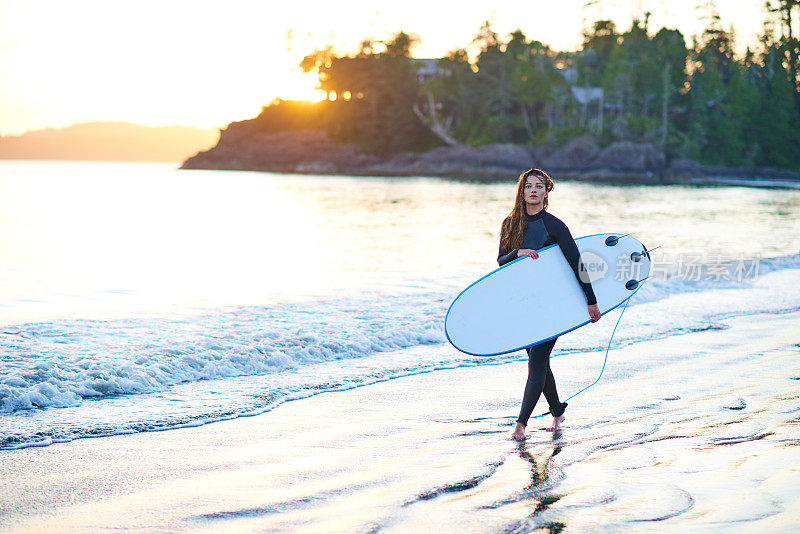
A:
531;296;632;419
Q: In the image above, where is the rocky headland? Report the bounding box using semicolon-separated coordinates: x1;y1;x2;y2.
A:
181;119;800;187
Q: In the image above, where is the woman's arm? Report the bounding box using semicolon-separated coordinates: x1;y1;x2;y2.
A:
546;216;598;306
499;247;541;266
497;217;520;266
498;246;520;266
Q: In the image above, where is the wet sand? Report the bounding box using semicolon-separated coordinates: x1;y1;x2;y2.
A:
2;311;799;533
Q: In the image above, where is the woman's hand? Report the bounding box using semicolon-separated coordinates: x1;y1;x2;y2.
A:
588;304;601;323
517;248;539;260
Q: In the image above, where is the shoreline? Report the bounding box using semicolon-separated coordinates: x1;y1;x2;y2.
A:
180;165;800;190
179;162;800;189
179;129;800;188
2;310;799;532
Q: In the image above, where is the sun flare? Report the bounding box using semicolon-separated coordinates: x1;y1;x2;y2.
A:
277;69;328;103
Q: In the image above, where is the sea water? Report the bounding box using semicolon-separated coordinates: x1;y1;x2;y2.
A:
1;160;799;449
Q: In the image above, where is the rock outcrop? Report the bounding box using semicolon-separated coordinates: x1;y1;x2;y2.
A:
182;124;800;186
592;141;666;172
182;129;379;174
533;135;600;171
365;143;535;179
182;124;665;181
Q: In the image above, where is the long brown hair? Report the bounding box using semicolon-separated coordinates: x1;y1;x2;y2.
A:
500;168;555;251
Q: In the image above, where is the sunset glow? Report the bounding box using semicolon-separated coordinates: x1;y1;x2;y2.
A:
0;0;779;136
278;70;328;103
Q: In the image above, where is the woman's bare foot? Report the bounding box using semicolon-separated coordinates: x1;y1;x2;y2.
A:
511;422;527;440
546;415;565;432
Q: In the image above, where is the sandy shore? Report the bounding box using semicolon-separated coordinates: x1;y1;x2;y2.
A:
2;311;800;533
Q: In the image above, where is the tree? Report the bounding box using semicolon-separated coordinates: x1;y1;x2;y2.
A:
652;29;689;152
509;37;565;140
284;16;800;169
577;20;619;86
300;32;440;154
471;22;517;143
415;49;473;147
752;45;800;167
766;0;800;104
683;18;743;164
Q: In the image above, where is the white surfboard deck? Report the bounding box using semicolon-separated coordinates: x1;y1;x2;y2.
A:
445;233;651;356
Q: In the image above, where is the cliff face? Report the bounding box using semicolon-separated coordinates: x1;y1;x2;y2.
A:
181;124;800;185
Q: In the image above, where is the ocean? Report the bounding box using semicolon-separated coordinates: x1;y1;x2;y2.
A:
1;160;799;451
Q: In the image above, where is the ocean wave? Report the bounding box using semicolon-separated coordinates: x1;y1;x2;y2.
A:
0;295;448;413
1;252;798;420
626;251;800;305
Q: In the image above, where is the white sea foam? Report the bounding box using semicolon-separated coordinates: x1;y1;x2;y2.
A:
0;294;448;414
1;255;799;449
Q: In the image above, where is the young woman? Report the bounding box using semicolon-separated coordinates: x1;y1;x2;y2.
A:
498;168;602;439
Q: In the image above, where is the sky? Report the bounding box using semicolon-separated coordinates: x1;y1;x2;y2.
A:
0;0;782;136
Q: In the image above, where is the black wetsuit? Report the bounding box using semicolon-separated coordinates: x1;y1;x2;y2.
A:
498;210;597;426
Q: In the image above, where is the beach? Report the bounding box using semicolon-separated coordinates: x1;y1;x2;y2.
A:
1;161;799;532
4;1;800;530
2;310;799;533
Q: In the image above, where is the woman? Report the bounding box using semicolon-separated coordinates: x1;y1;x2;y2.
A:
498;168;602;439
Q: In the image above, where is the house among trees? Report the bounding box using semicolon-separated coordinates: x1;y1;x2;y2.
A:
410;58;442;85
286;9;800;168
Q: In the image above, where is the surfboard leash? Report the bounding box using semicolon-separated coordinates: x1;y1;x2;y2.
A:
531;295;632;419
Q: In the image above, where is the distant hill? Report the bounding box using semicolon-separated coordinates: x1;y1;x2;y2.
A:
0;121;219;162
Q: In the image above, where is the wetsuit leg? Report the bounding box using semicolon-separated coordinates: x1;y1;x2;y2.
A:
517;337;563;426
542;366;567;418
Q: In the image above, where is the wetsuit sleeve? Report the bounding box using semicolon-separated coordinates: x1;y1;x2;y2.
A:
497;218;519;266
546;216;598;306
498;246;519;266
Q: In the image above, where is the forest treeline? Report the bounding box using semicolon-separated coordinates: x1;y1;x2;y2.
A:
251;2;800;170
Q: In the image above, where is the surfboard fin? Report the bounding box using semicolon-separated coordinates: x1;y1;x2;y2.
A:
632;244;659;262
625;276;649;290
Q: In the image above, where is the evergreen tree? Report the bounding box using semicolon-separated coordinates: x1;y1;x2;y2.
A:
652;28;689;154
508;35;565;141
282;14;800;169
753;46;800;167
300;32;439;154
684;20;743;164
470;22;517;143
577;20;619;87
767;0;800;103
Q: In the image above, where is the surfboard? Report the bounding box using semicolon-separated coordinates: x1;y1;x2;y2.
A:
445;233;651;356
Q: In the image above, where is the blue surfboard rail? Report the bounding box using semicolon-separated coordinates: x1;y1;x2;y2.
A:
444;233;646;357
